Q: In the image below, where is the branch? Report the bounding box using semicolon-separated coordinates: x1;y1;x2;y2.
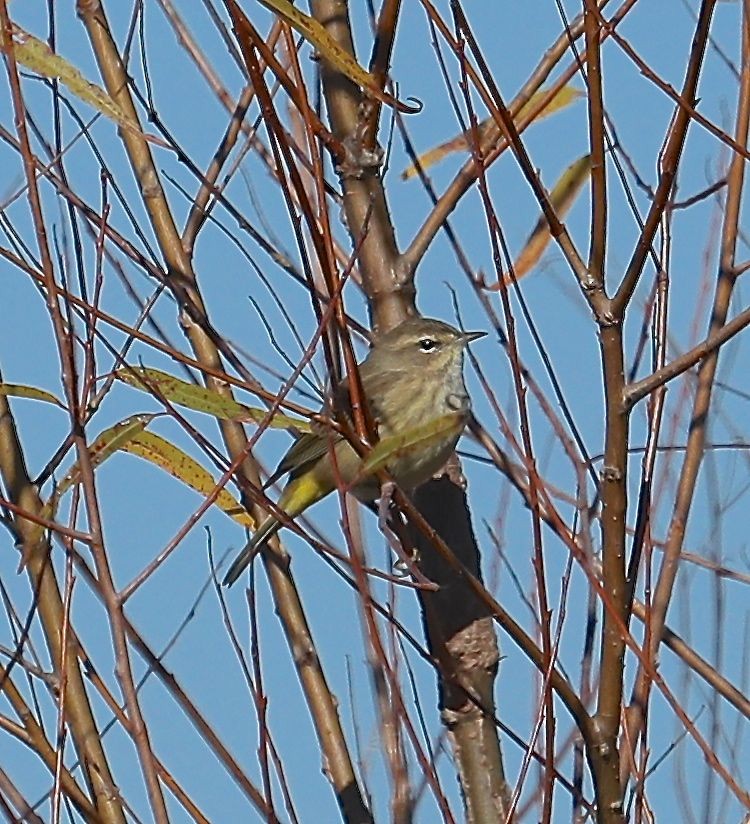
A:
612;0;719;314
624;300;750;407
309;0;511;818
401;0;621;284
79;1;371;818
622;0;749;785
309;0;406;330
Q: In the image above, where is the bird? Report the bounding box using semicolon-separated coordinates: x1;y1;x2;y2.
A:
223;316;485;586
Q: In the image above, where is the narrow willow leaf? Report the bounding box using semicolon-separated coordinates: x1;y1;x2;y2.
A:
241;0;417;113
510;154;592;280
123;431;254;528
115;366;311;432
0;23;143;135
361;414;465;475
401;85;583;180
515;85;583;124
116;366;248;418
0;383;65;408
55;414;155;500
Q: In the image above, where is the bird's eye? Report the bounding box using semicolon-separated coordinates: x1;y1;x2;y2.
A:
418;337;438;352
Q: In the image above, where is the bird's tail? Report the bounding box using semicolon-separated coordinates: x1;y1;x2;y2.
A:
222;516;283;586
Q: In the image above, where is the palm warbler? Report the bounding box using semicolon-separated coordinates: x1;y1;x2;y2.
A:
223;317;485;586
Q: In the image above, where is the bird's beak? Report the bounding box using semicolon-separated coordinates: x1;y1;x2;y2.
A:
461;330;487;344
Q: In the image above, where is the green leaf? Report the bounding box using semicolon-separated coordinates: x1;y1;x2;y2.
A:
122;431;254;527
114;366;311;432
0;383;65;408
361;414;465;475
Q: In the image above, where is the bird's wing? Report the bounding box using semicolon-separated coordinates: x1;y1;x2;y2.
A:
264;365;383;488
264;428;339;487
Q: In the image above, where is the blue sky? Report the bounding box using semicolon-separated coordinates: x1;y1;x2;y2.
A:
1;1;749;821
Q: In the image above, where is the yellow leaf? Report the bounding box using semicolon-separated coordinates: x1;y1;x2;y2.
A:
361;414;464;475
55;415;155;500
0;23;143;135
234;0;417;113
114;366;311;432
515;86;583;126
402;85;583;180
0;383;65;408
509;154;592;281
36;416;155;555
123;431;254;527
